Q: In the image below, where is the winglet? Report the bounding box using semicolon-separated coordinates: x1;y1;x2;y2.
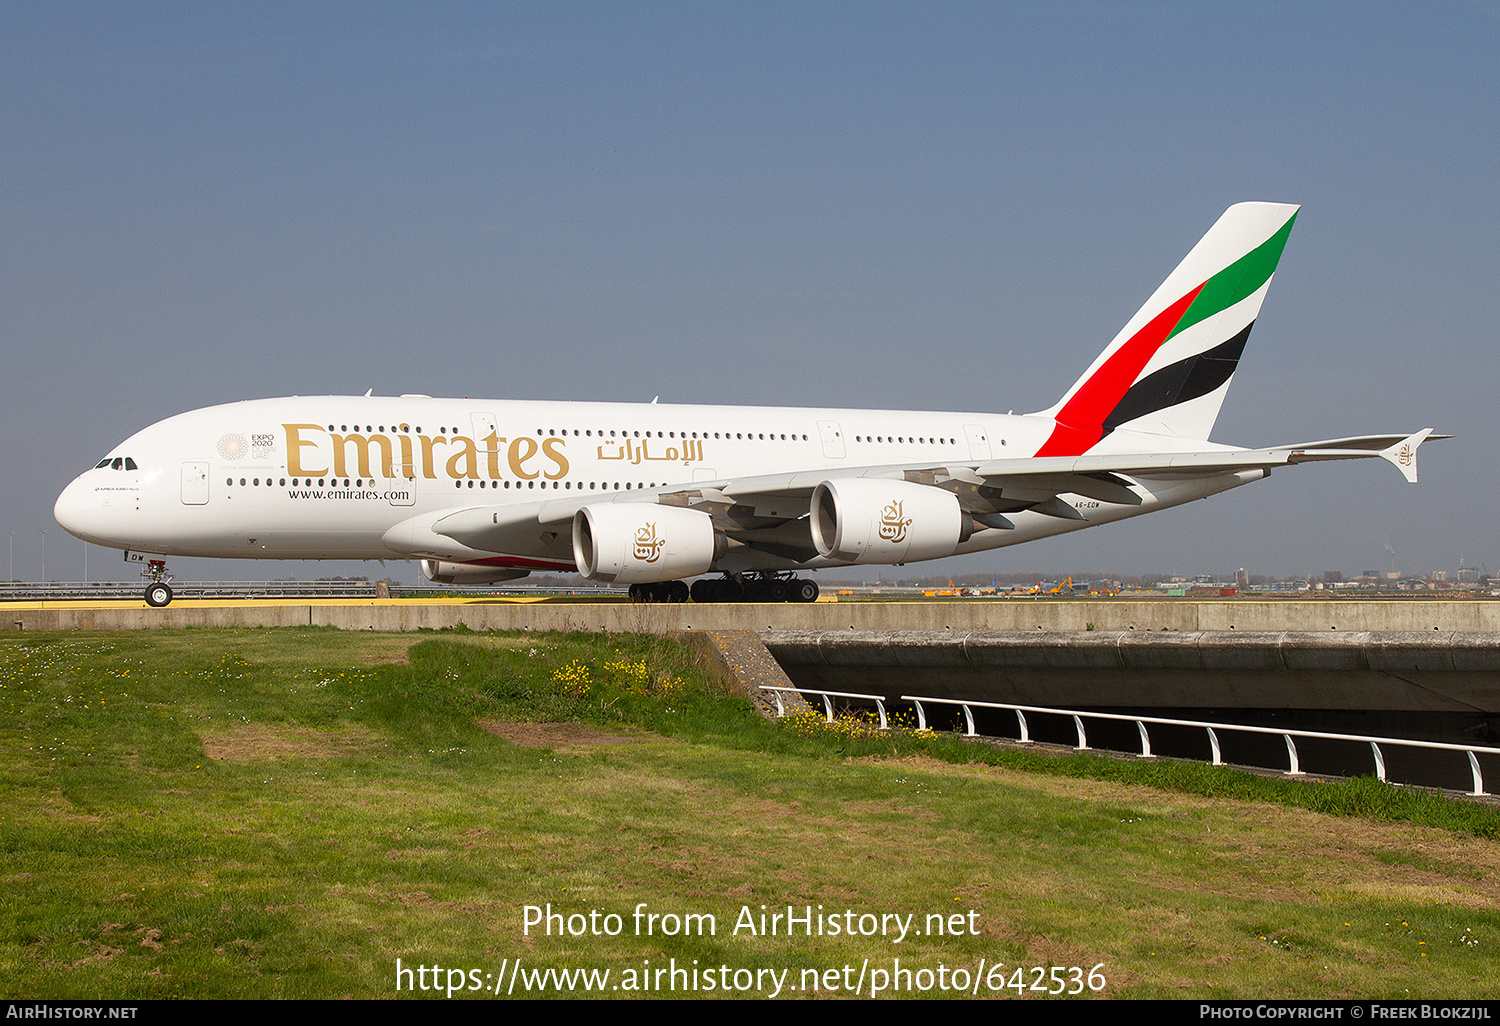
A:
1378;429;1434;483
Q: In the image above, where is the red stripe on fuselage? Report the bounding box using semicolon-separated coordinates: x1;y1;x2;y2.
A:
1034;282;1205;457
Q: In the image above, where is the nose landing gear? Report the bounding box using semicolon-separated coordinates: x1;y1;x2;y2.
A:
142;560;174;607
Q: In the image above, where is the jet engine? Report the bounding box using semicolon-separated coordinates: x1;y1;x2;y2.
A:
810;478;966;564
420;560;532;586
572;503;721;583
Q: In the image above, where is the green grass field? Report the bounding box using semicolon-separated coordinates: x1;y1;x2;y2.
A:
2;627;1497;1000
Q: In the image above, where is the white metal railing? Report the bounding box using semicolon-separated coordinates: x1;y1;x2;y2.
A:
761;685;1500;797
761;686;889;731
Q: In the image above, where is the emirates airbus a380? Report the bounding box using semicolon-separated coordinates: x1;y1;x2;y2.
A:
54;203;1439;607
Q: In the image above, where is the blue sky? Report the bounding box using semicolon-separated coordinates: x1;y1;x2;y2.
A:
4;3;1496;583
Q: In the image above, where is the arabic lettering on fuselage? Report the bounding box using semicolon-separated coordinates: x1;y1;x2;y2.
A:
277;423;708;482
594;438;705;465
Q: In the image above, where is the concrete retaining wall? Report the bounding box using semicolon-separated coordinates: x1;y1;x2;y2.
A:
762;630;1500;713
10;598;1500;634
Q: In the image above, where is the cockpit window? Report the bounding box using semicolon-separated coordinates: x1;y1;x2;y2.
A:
111;458;124;470
124;457;138;471
95;458;111;469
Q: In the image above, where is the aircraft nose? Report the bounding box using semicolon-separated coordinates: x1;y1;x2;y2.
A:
54;474;109;545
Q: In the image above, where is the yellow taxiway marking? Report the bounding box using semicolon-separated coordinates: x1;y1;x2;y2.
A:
1;596;570;611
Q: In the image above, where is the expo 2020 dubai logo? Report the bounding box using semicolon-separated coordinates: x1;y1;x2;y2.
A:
217;433;249;461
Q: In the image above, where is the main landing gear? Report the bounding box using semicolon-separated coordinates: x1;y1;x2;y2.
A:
628;574;819;604
627;581;691;604
142;560;174;607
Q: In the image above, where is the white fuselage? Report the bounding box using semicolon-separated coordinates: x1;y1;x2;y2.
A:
53;395;1253;573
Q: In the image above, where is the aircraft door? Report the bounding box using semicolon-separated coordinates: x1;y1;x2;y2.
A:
471;412;498;447
965;424;992;461
817;420;846;460
388;474;416;506
388;428;421;508
181;462;209;505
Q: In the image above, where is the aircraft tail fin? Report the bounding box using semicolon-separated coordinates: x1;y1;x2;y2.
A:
1033;202;1299;456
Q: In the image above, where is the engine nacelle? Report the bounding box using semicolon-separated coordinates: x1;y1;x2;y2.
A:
420;560;532;586
811;478;964;564
572;503;720;583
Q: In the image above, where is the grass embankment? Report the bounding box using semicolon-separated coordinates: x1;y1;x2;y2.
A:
1;627;1497;999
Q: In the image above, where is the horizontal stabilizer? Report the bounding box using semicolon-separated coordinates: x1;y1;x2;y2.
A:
1376;428;1434;484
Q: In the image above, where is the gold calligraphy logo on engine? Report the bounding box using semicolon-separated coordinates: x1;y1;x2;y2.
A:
878;500;912;543
634;523;666;563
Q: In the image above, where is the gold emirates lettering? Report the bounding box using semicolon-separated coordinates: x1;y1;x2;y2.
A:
284;424;328;477
281;424;567;481
330;433;394;478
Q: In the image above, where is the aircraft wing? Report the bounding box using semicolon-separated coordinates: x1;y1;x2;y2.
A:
406;428;1440;561
975;428;1443;485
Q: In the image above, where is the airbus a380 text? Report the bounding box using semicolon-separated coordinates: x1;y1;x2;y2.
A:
55;203;1440;606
